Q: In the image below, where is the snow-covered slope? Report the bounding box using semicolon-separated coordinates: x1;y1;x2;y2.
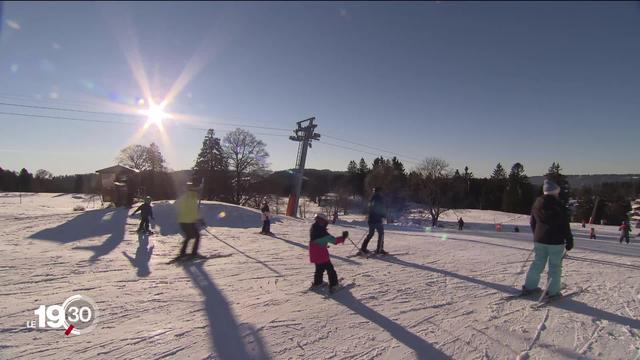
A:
1;193;639;359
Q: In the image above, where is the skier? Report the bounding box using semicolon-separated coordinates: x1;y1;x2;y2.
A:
360;187;387;255
175;183;205;260
521;179;574;300
260;200;273;236
309;213;348;293
131;196;154;234
514;225;520;233
589;227;596;240
332;210;339;224
619;221;630;244
581;220;586;228
457;217;464;231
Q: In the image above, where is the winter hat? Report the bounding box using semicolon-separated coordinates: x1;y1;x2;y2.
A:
315;213;329;223
543;179;560;195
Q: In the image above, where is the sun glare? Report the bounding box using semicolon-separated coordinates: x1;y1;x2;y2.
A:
139;102;171;127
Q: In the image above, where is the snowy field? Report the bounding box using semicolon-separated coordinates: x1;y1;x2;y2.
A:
1;192;639;360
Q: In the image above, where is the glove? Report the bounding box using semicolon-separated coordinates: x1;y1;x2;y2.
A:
565;240;574;251
342;231;349;239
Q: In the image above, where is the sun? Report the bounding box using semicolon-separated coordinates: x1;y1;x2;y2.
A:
139;101;171;128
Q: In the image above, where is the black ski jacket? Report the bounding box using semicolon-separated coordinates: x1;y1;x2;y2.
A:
367;193;386;224
133;203;153;219
530;195;573;247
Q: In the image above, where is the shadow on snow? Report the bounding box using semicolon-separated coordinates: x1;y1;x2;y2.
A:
183;262;270;360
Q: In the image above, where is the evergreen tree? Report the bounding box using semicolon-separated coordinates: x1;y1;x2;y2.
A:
357;158;370;175
481;163;508;210
502;163;534;214
346;160;360;197
193;129;230;200
491;163;507;180
146;142;167;172
347;160;358;174
17;168;33;192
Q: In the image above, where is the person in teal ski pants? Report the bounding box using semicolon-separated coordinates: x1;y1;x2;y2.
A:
523;179;574;298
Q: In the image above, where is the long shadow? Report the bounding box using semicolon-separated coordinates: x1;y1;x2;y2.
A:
183;262;270;359
378;256;640;330
72;209;128;262
29;207;128;262
443;235;531;253
447;231;640;258
377;255;515;294
566;254;640;271
151;201;284;236
205;231;283;277
29;207;128;243
122;233;154;277
330;288;450;359
271;236;361;265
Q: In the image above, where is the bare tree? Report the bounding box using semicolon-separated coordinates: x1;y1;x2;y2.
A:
409;157;453;227
222;128;269;205
117;144;150;171
35;169;53;179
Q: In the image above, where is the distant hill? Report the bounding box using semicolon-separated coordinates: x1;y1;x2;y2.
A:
529;174;640;188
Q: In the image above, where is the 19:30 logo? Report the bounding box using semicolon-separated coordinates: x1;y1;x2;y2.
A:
29;294;98;336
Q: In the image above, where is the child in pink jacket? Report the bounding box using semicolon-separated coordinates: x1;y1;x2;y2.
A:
309;213;348;293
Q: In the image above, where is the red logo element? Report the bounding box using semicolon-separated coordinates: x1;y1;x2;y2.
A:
65;325;74;336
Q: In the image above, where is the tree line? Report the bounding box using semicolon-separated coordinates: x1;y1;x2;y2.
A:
1;127;637;225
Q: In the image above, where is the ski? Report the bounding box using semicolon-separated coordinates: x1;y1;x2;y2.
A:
166;253;233;265
347;251;373;259
368;252;410;258
303;277;353;296
530;286;588;309
130;231;154;235
327;282;356;296
494;288;543;304
256;232;276;237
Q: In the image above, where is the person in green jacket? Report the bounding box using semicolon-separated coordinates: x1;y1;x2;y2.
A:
175;183;204;259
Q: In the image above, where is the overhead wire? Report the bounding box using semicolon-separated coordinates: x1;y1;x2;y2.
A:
0;99;424;165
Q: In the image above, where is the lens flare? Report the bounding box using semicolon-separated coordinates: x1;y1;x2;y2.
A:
138;102;171;128
218;211;226;219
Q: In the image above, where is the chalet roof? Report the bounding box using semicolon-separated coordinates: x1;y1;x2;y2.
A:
95;165;140;174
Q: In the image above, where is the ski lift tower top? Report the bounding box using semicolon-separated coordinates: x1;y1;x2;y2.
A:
287;117;320;217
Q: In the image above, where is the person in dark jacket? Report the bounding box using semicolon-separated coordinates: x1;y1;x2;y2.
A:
309;213;348;293
619;221;630;244
457;217;464;231
131;196;154;234
260;201;273;235
360;187;387;255
522;180;574;298
589;227;596;239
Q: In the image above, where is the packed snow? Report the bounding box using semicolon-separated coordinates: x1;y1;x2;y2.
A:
1;192;639;359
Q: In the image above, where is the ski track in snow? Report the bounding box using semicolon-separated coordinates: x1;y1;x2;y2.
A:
0;193;639;359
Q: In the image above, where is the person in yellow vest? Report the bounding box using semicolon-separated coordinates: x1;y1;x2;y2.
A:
175;183;205;260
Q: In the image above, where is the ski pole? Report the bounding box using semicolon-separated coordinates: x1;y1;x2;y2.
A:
511;247;535;288
355;231;367;248
347;236;362;253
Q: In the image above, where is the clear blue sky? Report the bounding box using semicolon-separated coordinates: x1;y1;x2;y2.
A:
1;2;639;177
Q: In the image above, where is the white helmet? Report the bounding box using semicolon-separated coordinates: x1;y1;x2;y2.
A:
315;213;329;222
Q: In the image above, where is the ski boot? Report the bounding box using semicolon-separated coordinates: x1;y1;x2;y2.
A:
520;286;542;296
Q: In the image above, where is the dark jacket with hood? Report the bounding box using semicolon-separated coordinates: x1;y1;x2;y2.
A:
530;195;573;248
368;193;386;224
133;203;153;219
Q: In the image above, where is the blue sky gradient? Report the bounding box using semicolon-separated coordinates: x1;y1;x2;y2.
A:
1;2;639;176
